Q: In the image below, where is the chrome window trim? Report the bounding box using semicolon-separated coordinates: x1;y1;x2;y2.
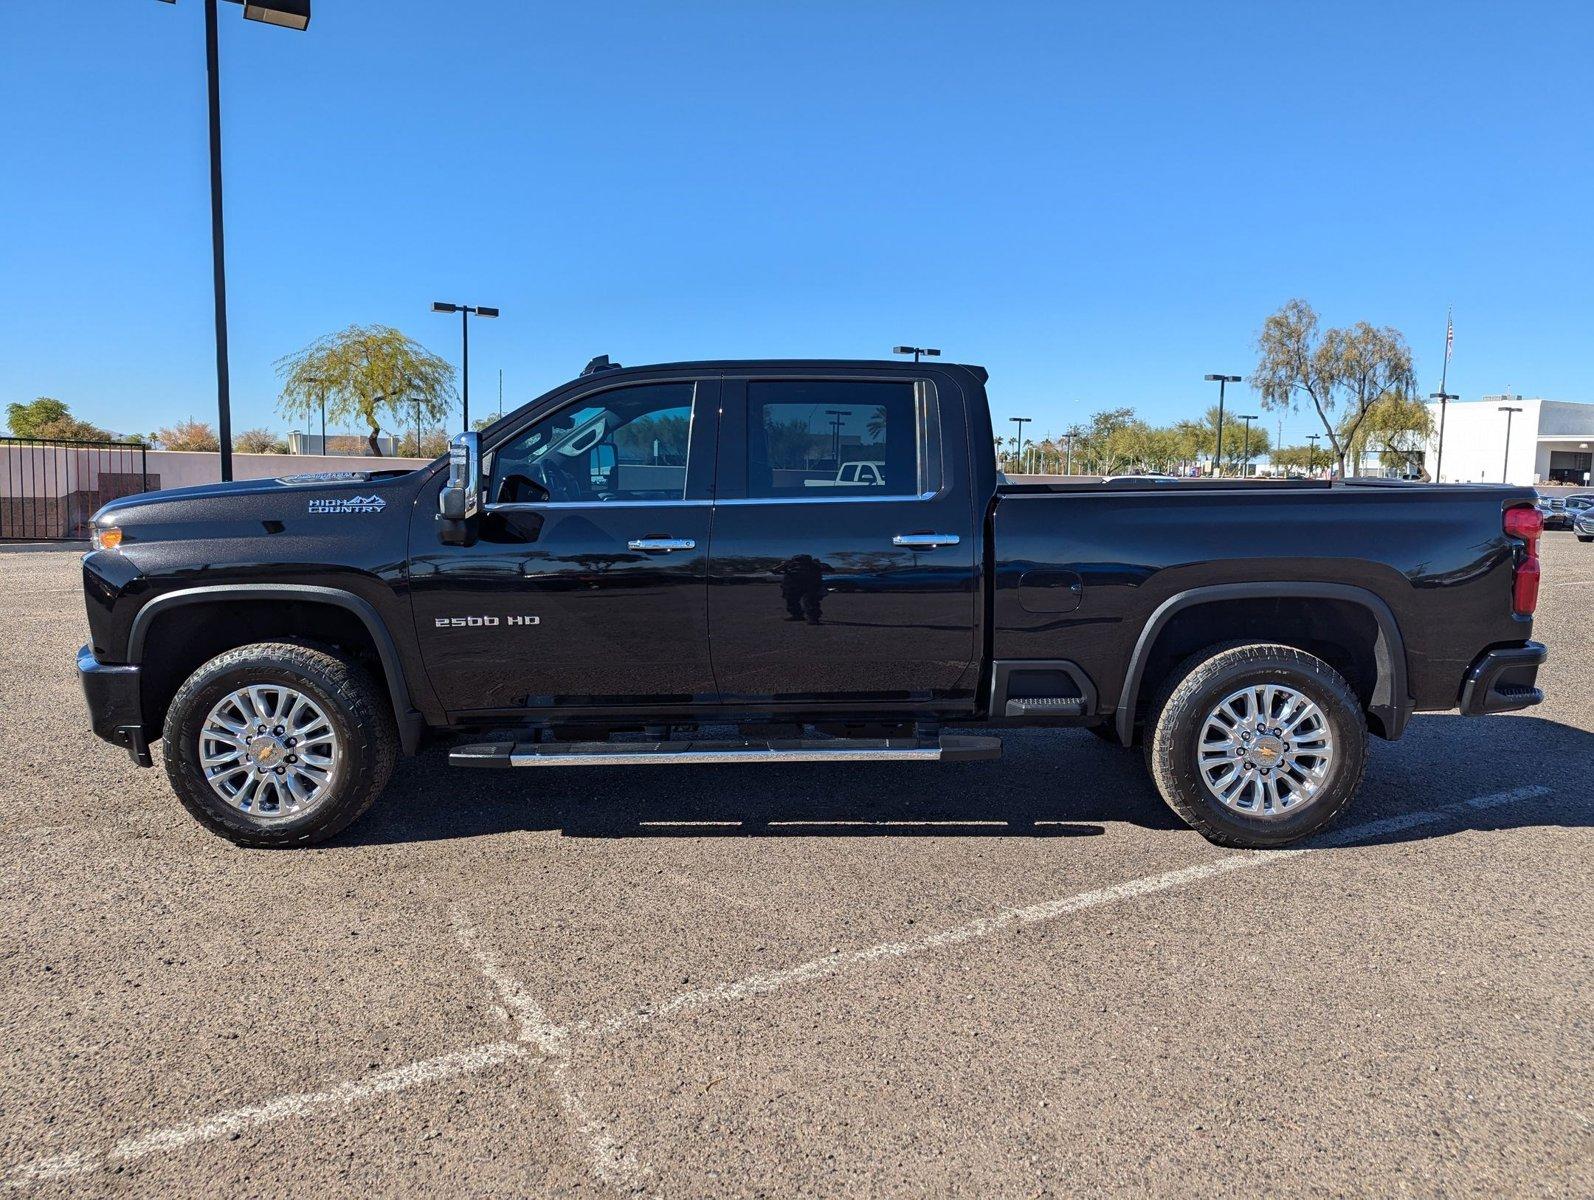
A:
714;492;940;507
484;498;713;512
484;493;941;512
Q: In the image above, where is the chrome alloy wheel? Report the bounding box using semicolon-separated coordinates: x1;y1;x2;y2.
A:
1196;683;1335;819
199;684;340;820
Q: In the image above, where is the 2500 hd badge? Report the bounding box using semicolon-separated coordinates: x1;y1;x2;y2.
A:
434;615;541;627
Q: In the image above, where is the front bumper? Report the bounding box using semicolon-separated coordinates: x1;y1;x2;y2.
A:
78;644;151;766
1459;642;1547;716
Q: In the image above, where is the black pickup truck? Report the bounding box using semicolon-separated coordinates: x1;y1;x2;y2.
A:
78;357;1548;849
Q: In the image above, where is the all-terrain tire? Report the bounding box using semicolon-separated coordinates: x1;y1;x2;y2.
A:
1143;642;1367;849
162;642;397;847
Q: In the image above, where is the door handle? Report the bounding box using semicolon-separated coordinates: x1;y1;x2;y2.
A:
892;533;961;549
628;537;696;552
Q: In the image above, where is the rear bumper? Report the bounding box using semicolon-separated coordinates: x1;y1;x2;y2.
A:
78;644;151;766
1459;642;1547;716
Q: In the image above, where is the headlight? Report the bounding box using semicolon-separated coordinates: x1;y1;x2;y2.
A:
91;524;123;551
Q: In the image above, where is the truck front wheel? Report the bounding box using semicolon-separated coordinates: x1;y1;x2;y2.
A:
1143;642;1367;848
161;642;397;847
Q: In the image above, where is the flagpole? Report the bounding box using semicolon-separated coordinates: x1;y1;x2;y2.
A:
1432;307;1455;483
1439;306;1451;396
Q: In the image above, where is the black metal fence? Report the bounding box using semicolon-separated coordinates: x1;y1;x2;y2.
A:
0;437;151;542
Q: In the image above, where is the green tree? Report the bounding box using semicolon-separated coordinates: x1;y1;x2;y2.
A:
1250;298;1415;478
5;396;113;441
1344;390;1435;476
1075;407;1137;474
1270;445;1318;472
1194;406;1272;473
275;325;456;456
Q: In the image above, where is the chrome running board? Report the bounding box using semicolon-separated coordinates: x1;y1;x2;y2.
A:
449;735;1002;768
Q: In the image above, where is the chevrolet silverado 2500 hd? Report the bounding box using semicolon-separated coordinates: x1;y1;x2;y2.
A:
78;357;1548;848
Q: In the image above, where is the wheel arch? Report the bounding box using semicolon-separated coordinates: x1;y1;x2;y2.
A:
128;584;424;754
1114;583;1410;746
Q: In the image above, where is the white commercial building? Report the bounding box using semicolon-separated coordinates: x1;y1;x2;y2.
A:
1425;396;1594;487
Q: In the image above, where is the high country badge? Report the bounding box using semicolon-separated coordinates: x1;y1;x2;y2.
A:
308;494;388;514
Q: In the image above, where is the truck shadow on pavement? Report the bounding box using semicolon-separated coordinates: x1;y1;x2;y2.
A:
340;714;1591;848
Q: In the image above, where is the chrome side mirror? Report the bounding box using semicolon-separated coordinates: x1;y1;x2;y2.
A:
437;432;480;542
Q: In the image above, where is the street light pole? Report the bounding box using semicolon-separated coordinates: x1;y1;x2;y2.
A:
431;302;499;432
825;409;847;466
1237;414;1258;478
1204;374;1241;476
1009;416;1031;475
1064;425;1082;475
155;0;312;480
1306;433;1322;477
892;345;941;364
202;0;234;481
1498;405;1522;483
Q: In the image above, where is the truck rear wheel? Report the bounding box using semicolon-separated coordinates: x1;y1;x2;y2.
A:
1143;642;1367;848
161;642;397;847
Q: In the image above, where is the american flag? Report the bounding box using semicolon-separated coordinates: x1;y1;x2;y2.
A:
1445;311;1454;361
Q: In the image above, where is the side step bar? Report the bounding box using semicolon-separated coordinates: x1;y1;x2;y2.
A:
450;735;1002;768
1004;696;1087;717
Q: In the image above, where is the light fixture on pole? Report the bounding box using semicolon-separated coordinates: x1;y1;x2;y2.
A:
1009;416;1031;475
1498;405;1523;483
1306;433;1322;476
431;302;499;432
1237;414;1259;478
892;345;941;363
1064;425;1082;475
1204;374;1241;476
153;0;311;481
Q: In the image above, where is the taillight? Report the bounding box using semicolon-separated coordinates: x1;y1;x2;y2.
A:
1504;504;1542;616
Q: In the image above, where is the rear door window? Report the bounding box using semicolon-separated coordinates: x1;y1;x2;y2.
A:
745;379;939;499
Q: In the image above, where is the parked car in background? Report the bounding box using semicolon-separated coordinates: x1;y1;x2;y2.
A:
1535;492;1594;530
806;460;887;488
1575;507;1594;542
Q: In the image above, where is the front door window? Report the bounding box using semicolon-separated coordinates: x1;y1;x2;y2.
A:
488;383;695;505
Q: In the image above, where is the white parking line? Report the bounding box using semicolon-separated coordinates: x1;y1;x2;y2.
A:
3;1043;527;1185
0;784;1552;1190
451;912;646;1190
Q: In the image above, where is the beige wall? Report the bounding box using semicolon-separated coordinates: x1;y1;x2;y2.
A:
138;450;435;492
0;446;434;499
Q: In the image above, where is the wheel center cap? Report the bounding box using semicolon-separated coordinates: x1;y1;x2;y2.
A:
247;734;284;765
1252;735;1284;765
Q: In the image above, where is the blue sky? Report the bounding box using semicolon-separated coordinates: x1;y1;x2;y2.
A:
3;1;1591;446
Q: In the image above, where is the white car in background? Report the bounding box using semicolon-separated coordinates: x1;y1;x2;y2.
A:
805;461;886;488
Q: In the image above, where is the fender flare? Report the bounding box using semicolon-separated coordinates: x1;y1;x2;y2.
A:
1114;582;1411;745
128;584;425;754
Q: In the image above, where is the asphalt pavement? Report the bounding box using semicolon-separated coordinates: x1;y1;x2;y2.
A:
1;535;1589;1197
